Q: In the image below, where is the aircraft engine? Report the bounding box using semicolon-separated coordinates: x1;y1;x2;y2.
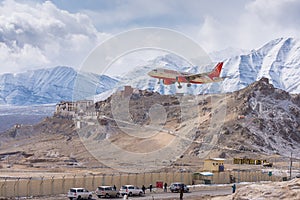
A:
176;76;187;82
163;79;174;85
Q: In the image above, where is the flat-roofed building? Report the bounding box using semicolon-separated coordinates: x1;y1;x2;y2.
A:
203;158;226;172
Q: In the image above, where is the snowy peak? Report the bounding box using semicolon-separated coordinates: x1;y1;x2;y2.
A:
118;53;222;95
114;37;300;96
221;37;300;94
1;37;300;105
0;66;119;105
209;47;250;62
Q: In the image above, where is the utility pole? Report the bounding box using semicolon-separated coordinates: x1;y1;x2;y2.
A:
289;152;292;180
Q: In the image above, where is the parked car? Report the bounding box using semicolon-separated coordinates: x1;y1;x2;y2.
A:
67;188;93;200
169;182;189;193
119;185;144;196
95;186;120;198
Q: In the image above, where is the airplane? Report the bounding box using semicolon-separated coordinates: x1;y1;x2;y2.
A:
147;62;226;89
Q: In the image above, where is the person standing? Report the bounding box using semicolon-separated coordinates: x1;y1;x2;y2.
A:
232;183;236;193
142;185;146;194
164;182;167;192
179;185;184;200
149;184;153;192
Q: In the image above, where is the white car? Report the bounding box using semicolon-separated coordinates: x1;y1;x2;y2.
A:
169;182;189;193
67;188;93;200
119;185;143;196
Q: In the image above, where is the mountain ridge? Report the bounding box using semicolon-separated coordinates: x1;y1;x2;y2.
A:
118;37;300;95
1;37;300;106
1;77;299;171
0;66;119;105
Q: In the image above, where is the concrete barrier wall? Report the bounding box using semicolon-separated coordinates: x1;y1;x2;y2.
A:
206;171;281;184
0;171;282;198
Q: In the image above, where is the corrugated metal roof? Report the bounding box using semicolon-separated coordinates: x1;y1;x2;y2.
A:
199;172;214;176
206;158;226;161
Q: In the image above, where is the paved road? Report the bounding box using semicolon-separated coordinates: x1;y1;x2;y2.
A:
32;188;232;200
132;188;231;199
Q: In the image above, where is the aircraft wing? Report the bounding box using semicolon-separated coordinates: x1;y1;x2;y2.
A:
184;73;212;82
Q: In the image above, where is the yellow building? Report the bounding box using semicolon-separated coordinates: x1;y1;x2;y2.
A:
233;158;267;165
203;158;225;172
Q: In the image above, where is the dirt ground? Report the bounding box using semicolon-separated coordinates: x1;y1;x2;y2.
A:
19;178;300;200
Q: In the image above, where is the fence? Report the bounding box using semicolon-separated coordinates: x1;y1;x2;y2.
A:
0;172;191;198
0;171;283;198
193;170;282;184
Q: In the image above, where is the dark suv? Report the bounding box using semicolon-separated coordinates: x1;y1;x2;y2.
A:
169;182;189;193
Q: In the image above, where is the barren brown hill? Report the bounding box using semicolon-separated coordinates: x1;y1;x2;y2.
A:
0;78;300;173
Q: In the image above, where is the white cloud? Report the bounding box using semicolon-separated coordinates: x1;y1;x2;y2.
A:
1;0;300;74
197;0;300;52
197;16;235;52
82;0;183;29
236;0;300;50
0;0;110;74
0;41;49;71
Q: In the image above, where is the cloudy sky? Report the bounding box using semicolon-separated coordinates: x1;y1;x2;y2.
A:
0;0;299;74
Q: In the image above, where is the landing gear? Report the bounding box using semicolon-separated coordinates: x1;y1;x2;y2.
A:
176;77;182;89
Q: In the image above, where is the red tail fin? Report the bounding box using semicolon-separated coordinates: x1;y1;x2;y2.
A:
210;62;223;77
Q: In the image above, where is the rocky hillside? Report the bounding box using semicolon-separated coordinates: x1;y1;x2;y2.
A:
215;77;300;158
0;78;299;171
94;77;300;160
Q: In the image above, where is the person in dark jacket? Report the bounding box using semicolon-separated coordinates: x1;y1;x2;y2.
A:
142;185;146;194
164;182;168;192
232;183;236;193
179;184;184;199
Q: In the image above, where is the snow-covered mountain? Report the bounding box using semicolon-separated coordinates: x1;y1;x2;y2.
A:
115;54;220;95
209;47;250;62
0;66;119;105
117;37;300;95
1;37;300;105
116;54;204;95
222;37;300;94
